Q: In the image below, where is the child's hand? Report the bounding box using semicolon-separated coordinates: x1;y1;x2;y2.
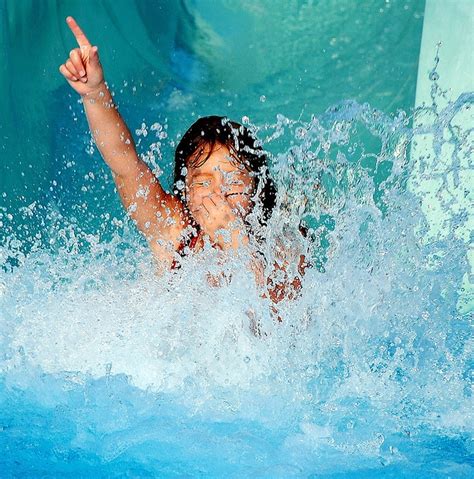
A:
59;16;104;97
190;193;249;250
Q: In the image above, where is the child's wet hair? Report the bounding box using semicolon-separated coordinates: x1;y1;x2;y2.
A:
173;116;277;226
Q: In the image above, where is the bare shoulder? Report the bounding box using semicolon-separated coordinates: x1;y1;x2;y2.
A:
264;229;312;304
147;196;196;267
113;160;194;268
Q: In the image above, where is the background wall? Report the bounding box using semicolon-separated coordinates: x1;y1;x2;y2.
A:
410;0;474;313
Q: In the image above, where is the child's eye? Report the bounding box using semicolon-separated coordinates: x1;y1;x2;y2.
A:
227;178;246;186
192;180;210;188
226;192;250;197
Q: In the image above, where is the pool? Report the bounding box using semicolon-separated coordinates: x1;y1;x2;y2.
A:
1;0;472;477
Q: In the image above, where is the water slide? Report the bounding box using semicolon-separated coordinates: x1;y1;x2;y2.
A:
1;4;472;473
0;0;424;229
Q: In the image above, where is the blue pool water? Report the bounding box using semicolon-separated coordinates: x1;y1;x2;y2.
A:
1;1;473;477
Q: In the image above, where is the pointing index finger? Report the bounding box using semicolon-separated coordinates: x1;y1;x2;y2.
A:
66;16;91;47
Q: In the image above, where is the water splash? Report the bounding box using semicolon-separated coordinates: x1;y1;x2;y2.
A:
0;89;472;475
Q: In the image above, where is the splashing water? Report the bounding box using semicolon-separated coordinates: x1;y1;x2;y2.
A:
0;90;472;476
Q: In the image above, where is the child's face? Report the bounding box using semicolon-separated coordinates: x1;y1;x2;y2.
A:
185;143;256;229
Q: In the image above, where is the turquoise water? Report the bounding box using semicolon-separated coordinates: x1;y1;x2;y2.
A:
1;1;473;477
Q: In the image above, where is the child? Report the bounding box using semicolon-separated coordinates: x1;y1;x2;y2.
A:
59;16;308;306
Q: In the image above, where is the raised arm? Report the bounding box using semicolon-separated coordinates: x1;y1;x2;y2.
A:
59;17;189;266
